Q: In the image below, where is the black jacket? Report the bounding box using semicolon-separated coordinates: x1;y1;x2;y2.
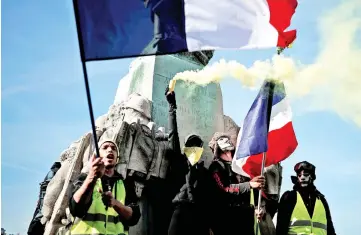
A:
208;159;254;208
207;159;258;235
171;159;209;206
276;184;336;235
68;172;141;229
166;107;209;206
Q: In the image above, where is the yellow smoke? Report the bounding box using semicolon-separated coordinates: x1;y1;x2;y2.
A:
173;0;361;127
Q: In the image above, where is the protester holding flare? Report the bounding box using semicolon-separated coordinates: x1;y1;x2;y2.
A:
207;132;266;235
165;86;211;235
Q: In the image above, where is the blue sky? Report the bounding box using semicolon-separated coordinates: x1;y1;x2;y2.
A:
2;0;361;234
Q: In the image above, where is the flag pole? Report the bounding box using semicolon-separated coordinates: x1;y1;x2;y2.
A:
80;61;101;159
255;59;279;234
255;152;266;235
72;0;100;158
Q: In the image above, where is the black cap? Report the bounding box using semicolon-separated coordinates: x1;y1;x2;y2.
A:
184;134;203;148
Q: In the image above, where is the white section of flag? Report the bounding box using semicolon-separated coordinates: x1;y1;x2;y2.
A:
184;0;279;51
269;97;292;131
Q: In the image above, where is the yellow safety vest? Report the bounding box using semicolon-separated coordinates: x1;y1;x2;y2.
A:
250;189;262;235
68;178;128;235
288;192;327;235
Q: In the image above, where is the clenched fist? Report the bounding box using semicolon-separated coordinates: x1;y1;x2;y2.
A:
87;154;105;182
165;87;177;110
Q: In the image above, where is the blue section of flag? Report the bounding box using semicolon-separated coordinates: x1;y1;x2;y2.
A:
235;80;286;160
74;0;187;61
271;82;286;106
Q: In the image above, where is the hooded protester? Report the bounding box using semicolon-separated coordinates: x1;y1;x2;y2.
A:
66;137;141;235
276;161;336;235
207;132;266;235
165;88;210;235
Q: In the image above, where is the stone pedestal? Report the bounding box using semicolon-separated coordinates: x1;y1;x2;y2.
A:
112;51;240;235
114;51;226;167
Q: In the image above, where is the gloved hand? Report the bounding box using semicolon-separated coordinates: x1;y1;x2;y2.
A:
165;86;177;110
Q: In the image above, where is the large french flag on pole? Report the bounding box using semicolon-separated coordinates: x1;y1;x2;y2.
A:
73;0;298;61
231;79;298;178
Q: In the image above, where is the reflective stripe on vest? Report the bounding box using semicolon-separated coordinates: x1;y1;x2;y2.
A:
288;192;327;235
69;179;127;235
250;189;261;235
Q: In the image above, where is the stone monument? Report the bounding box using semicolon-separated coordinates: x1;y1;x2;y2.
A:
39;51;241;235
112;50;240;235
114;50;234;167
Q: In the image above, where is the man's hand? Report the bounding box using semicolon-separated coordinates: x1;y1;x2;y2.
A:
250;176;265;189
98;188;133;221
255;207;265;221
87;154;105;183
98;188;120;208
165;87;177;110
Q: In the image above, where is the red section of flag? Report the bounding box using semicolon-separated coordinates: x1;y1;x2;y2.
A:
277;30;297;48
267;0;298;47
243;122;298;178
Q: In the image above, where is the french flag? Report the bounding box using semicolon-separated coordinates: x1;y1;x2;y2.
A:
73;0;298;61
231;79;298;178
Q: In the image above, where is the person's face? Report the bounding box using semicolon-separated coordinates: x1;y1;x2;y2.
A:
297;170;311;187
99;141;118;168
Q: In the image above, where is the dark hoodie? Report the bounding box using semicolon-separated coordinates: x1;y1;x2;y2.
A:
171;134;209;206
168;134;210;235
276;182;336;235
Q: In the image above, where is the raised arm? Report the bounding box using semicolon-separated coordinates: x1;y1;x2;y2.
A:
165;87;181;155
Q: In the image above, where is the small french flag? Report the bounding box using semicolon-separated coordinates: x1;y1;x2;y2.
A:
232;79;298;178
